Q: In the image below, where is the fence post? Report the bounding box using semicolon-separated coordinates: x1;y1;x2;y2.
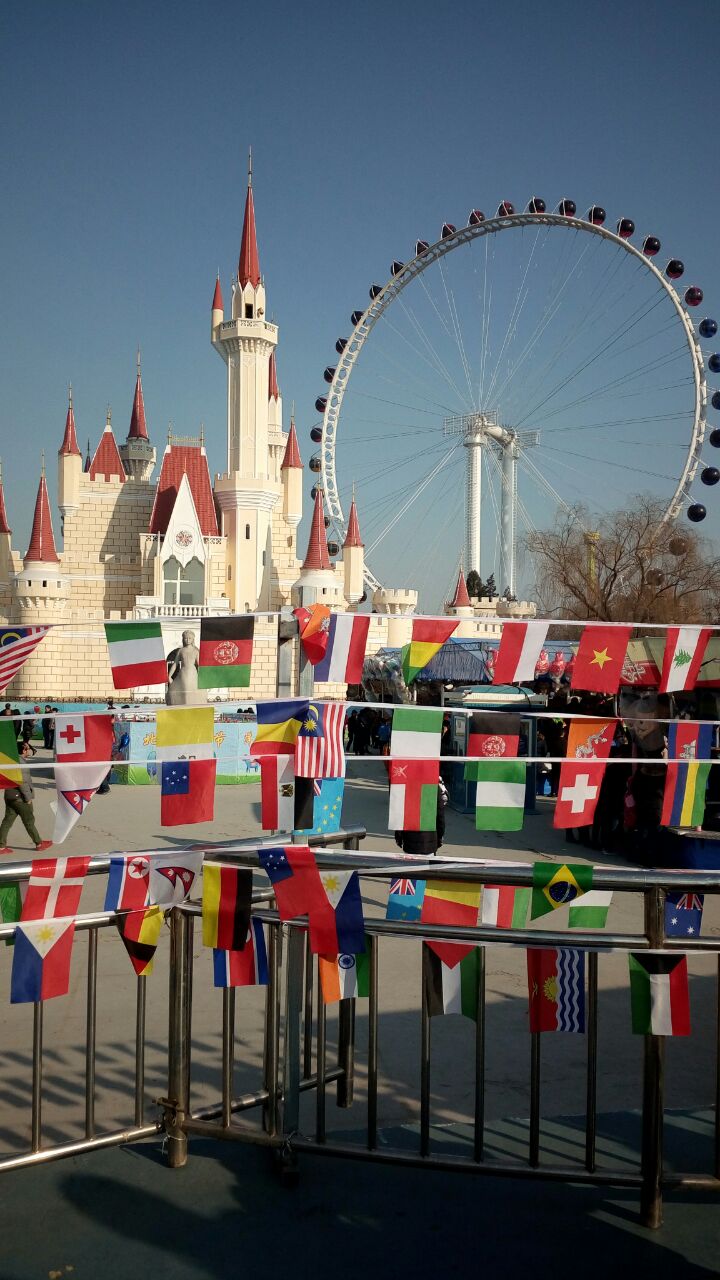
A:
166;907;192;1168
640;885;666;1228
282;925;305;1138
336;999;356;1108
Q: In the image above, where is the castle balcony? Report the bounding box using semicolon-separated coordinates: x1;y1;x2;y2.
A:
132;597;231;620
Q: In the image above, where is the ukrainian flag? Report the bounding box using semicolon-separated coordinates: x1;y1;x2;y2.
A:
251;699;310;757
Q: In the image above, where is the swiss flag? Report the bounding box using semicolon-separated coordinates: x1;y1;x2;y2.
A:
570;626;632;695
553;718;616;829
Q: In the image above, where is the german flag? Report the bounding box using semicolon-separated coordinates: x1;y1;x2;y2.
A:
198;617;254;689
117;906;164;976
202;864;252;950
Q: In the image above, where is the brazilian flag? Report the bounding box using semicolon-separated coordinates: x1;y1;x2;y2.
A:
531;862;594;920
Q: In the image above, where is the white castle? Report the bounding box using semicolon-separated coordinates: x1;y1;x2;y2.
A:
0;168;534;701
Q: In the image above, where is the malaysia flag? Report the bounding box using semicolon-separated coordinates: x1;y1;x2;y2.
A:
314;614;370;685
11;918;76;1003
21;856;91;922
295;702;346;779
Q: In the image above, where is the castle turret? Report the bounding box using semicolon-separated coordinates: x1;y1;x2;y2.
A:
58;386;82;523
211;275;224;338
13;464;69;618
342;494;364;606
0;461;12;584
119;355;156;482
89;409;125;483
281;416;303;528
291;488;345;609
445;564;475;637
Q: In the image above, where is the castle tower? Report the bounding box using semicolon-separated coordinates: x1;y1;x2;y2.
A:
13;464;70;618
0;461;12;584
213;156;281;612
211;275;223;339
58;386;82;524
119;354;156;482
89;409;125;482
281;415;303;528
342;493;365;606
291;488;345;609
445;564;475;638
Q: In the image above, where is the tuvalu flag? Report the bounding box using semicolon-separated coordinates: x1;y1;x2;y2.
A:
424;943;480;1021
251;700;309;759
531;862;593;920
213;919;268;988
202;864;253;951
53;713;115;844
0;722;21;789
570;625;632;695
659;626;711;694
388;759;440;831
628;952;690;1036
11;917;76;1003
661;721;713;828
117;905;164;976
527;948;585;1032
554;718;616;830
421;881;481;967
198;617;254;689
386;876;426;922
156;707;216;826
401;618;458;685
295;777;345;836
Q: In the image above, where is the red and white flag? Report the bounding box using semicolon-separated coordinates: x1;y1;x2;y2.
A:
0;627;51;693
553;718;616;829
388;759;439;831
53;714;115;843
493;622;549;685
260;755;296;830
659;626;711;693
21;856;91;921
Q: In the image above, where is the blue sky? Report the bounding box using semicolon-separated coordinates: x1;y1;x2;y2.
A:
2;0;718;601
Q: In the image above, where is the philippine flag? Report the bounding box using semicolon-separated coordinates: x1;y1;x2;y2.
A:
314;614;370;685
11;918;76;1002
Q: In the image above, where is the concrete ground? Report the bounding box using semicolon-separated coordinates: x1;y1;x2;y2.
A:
0;750;718;1274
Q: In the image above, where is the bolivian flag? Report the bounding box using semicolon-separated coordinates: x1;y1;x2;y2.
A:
198;617;254;689
401;619;458;685
0;722;21;789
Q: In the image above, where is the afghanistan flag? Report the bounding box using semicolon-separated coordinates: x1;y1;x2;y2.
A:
628;953;690;1036
530;862;593;919
527;948;585;1032
423;943;480;1020
0;721;21;789
319;948;370;1003
401;619;458;685
661;721;713;828
105;620;167;689
469;759;526;831
466;712;520;759
198;617;254;689
202;864;253;950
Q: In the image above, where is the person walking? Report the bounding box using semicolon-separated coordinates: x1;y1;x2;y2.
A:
41;705;54;750
0;740;53;852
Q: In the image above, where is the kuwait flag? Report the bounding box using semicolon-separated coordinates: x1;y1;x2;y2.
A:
469;759;526;831
568;890;613;929
390;706;443;758
628;953;690;1036
659;626;711;694
198;617;254;689
421;881;481;967
213;920;268;988
492;621;549;685
202;864;253;950
156;707;216;826
401;618;458;684
388;759;440;831
314;614;370;684
481;884;530;929
570;625;632;695
424;943;480;1020
319;948;370;1003
527;948;585;1032
0;721;21;789
11;918;76;1003
531;862;593;919
105;620;166;689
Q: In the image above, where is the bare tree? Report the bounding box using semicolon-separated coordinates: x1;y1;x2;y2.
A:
526;497;720;623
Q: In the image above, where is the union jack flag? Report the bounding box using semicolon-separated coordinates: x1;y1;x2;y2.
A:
665;889;704;938
675;893;704;912
389;878;417;896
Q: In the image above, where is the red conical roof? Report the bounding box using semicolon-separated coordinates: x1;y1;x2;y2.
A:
212;275;223;312
302;488;332;571
0;464;11;535
449;568;471;608
343;498;364;548
59;392;81;457
268;350;279;401
128;370;148;440
25;469;59;564
238;177;261;289
89;417;126;482
281;418;302;470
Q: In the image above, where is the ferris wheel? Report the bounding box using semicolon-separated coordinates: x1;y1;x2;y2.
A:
309;197;720;609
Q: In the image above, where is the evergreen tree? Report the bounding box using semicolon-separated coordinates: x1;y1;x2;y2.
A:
466;569;482;599
483;573;497;598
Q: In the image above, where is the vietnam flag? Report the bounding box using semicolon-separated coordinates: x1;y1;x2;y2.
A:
402;618;458;684
570;626;632;694
198;617;254;689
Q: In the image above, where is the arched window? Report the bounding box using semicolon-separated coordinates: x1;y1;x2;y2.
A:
163;556;204;606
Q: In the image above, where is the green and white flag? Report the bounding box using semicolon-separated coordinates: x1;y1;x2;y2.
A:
390;707;443;759
568;889;613;929
0;883;21;947
105;621;167;689
423;943;480;1020
472;760;526;831
628;953;690;1036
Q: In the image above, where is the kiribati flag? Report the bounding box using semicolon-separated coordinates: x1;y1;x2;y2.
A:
11;918;76;1002
661;722;713;828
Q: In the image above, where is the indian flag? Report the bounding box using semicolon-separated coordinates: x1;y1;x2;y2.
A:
471;759;526;831
424;944;480;1020
628;953;690;1036
319;949;370;1003
401;619;458;684
105;621;167;688
390;706;443;758
568;889;613;929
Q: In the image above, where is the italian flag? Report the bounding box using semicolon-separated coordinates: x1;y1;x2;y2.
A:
659;626;711;693
319;949;370;1003
481;884;530;928
424;944;480;1020
390;706;443;758
105;621;167;688
401;619;458;684
628;953;690;1036
470;759;526;831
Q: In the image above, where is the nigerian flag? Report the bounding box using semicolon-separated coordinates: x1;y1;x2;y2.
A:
470;759;526;831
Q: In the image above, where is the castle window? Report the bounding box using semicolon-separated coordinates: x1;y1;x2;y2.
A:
245;524;251;540
163;555;203;607
262;550;266;566
42;580;47;588
245;304;254;319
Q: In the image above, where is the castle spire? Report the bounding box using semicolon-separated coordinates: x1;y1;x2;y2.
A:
25;467;59;564
128;350;149;440
302;488;331;571
343;494;364;547
238;152;261;288
0;461;11;535
449;565;471;608
59;384;81;457
212;274;223;313
281;416;302;469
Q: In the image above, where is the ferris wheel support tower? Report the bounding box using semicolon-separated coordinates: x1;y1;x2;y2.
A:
443;412;539;597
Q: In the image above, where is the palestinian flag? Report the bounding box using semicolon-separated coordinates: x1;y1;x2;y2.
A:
319;949;370;1003
470;759;526;831
424;944;480;1020
568;890;613;929
530;862;593;920
198;617;254;689
628;953;690;1036
0;721;21;789
202;864;253;950
105;620;167;688
390;706;443;758
401;618;458;684
116;905;164;977
481;884;530;929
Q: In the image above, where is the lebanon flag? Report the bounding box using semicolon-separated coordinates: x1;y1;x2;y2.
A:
570;625;632;694
53;713;115;843
628;953;690;1035
314;613;370;684
492;621;549;685
659;626;711;694
388;759;440;831
105;620;166;689
553;718;616;829
198;617;254;689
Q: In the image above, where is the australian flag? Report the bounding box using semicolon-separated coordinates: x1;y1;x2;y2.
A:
665;891;704;938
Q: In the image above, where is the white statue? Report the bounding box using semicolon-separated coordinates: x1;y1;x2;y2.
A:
165;629;207;705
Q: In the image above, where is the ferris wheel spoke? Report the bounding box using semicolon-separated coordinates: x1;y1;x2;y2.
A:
532;350;692;428
436;255;476;407
375;302;471;408
535;443;683;485
364;444;462;557
483;223;545;406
